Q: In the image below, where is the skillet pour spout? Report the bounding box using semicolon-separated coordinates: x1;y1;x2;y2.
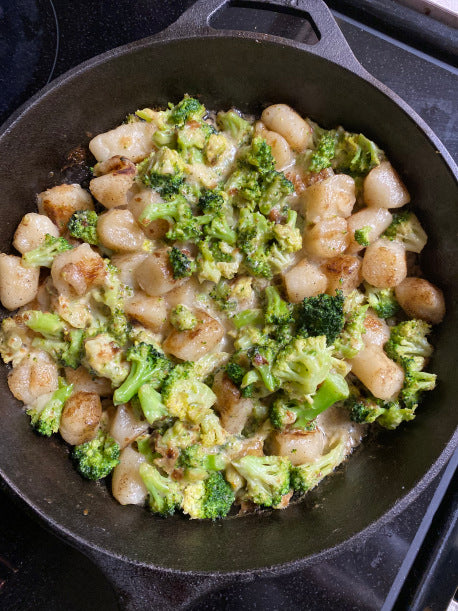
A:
0;0;456;606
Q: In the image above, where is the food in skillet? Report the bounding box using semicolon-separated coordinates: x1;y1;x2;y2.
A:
0;97;445;519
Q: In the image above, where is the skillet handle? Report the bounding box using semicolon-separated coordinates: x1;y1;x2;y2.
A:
156;0;365;74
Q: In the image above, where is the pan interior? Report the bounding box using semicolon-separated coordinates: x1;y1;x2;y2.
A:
0;35;456;572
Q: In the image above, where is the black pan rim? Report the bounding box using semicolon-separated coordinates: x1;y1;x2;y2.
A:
0;29;457;575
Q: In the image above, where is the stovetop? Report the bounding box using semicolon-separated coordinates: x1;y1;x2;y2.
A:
0;1;457;609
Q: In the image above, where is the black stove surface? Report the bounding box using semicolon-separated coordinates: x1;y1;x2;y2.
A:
0;1;457;609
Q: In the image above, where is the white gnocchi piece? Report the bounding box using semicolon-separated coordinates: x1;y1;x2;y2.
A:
362;238;407;288
7;351;59;404
110;252;148;289
128;188;169;240
395;277;445;324
363;311;390;347
284;258;328;302
347;207;393;253
212;372;254;434
321;255;362;295
64;366;112;396
51;243;106;296
110;403;149;449
13;213;60;254
112;445;148;506
350;345;404;400
303;174;356;223
267;429;326;466
124;292;168;332
304;216;350;259
364;161;410;209
261;104;313;151
163;309;224;361
37;184;94;231
0;254;40;310
59;391;102;446
134;248;187;296
90;155;137;209
89;121;157;163
97;209;147;253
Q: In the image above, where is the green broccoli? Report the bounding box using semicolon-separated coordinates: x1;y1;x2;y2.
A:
210;280;237;312
0;316;34;366
22;234;72;267
60;328;84;369
240;136;275;176
232;455;291;508
177;444;226;481
333;303;369;359
139;463;183;516
169;96;205;127
137;148;185;197
237;209;274;278
224;167;262;209
73;429;120;480
334;131;383;175
345;394;385;424
382;210;428;253
365;284;399;319
272;336;332;400
161;363;217;421
354;226;371;247
217;109;253;144
384;319;433;369
113;342;171;405
92;262;131;345
84;333;130;387
27;378;74;436
170;304;197;331
377;401;416;429
24;310;65;339
197;189;224;214
264;286;293;326
267;243;294;275
137;382;169;425
258;172;295;217
400;366;436;410
232;308;264;329
270;373;349;430
248;339;279;392
295;291;345;344
291;438;346;493
272;209;302;253
309;130;338;173
168;247;196;279
182;471;235;519
67;210;99;245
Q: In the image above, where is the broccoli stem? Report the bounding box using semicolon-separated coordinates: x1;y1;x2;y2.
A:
232;309;263;329
25;311;65;339
138;383;168;425
295;374;349;427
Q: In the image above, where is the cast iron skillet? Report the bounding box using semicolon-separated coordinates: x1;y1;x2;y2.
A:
0;0;457;607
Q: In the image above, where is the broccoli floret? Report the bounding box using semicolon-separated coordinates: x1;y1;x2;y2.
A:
272;209;302;253
237;209;274;278
61;328;84;369
232;308;264;329
170;96;205;127
210;280;237;312
365;284;399;319
0;316;34;366
137;148;185;197
240;136;275;176
225;361;246;387
24;310;65;339
177;444;226;481
382;210;428;253
22;234;72;267
27;378;74;437
170;304;197;331
168;247;196;279
139;463;183;516
333;302;369;359
232;455;291;507
182;471;235;519
84;333;130;387
334;131;383;175
217;109;253;144
271;373;349;430
204;216;237;246
73;429;120;480
345;394;385;424
295;291;345;344
113;343;171;405
400;367;436;410
354;226;371;247
67;210;99;245
259;172;295;216
291;439;346;493
267;243;294;275
309;130;338;173
92;262;131;345
272;336;332;400
224;167;262;209
264;286;293;326
309;128;382;176
161;363;217;421
198;189;225;214
377;401;416;429
384;319;433;368
248;340;279;392
137;382;169;425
